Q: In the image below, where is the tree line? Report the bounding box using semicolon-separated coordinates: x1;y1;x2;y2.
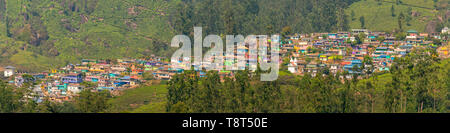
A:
171;0;360;36
0;80;111;113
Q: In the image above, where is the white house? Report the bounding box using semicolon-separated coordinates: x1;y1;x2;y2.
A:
288;58;298;73
14;76;24;87
330;64;339;74
68;84;84;94
406;35;417;40
442;27;449;34
111;65;127;72
4;66;15;77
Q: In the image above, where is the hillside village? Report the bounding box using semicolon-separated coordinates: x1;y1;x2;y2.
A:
0;56;173;102
284;28;449;77
0;27;449;103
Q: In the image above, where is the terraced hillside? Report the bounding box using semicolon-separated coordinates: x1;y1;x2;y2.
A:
346;0;449;32
1;0;448;71
0;0;179;71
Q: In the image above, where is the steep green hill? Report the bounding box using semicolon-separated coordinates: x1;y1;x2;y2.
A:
346;0;449;32
0;0;179;71
1;0;447;71
0;0;362;71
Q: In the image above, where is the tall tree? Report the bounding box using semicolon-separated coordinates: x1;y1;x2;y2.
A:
0;81;22;113
359;16;365;28
391;5;396;17
75;89;111;113
398;12;405;31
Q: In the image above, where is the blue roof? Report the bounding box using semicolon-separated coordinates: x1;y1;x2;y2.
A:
407;30;418;33
5;66;15;69
314;42;322;45
99;87;115;89
344;64;361;68
351;60;362;63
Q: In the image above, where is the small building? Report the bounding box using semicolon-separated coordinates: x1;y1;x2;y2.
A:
330;64;340;74
14;76;24;87
62;73;83;83
305;62;319;76
352;29;369;35
4;66;15;77
288;58;298;73
442;27;449;34
68;84;84;94
344;60;362;74
407;30;418;36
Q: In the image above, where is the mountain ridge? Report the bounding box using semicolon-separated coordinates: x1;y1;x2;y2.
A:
0;0;448;72
0;0;179;71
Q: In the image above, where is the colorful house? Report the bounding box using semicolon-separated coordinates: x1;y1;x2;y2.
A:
62;73;83;83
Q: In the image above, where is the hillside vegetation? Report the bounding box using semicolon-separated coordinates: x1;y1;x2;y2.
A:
0;0;364;71
1;0;448;71
108;84;167;113
0;0;179;71
346;0;449;32
172;0;359;35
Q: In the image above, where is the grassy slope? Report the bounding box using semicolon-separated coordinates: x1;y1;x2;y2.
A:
108;84;168;113
131;101;166;113
0;0;179;71
346;0;436;32
9;51;65;71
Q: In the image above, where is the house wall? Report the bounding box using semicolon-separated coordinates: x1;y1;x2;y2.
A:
4;70;14;77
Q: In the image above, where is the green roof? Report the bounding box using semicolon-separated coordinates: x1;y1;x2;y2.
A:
407;30;418;33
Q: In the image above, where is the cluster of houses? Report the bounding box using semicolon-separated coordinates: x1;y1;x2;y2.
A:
169;35;283;81
1;28;449;102
284;28;449;77
1;56;174;102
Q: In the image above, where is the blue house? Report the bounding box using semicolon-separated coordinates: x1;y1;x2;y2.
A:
328;33;337;38
91;77;99;82
344;60;362;74
313;42;323;46
33;74;46;79
62;73;83;83
383;41;394;45
121;76;131;81
57;84;68;92
97;87;116;91
199;71;206;78
109;73;117;78
114;80;128;87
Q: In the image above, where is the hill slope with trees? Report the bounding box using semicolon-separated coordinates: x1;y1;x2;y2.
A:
346;0;449;32
0;0;364;71
0;0;179;71
1;0;447;71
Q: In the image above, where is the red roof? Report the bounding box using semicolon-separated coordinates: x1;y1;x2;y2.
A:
340;61;351;66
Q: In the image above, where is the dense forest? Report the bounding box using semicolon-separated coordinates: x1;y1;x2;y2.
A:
171;0;360;35
0;81;111;113
0;0;179;71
